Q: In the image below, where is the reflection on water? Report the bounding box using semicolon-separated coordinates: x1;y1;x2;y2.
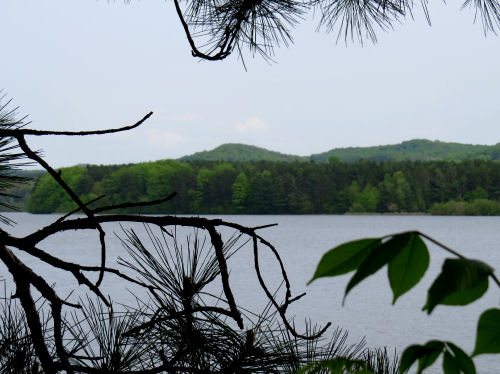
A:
2;213;499;373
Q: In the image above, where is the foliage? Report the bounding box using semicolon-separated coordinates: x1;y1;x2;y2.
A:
181;143;306;162
309;230;500;373
429;199;500;216
180;140;500;163
27;166;86;213
20;158;500;215
309;140;500;163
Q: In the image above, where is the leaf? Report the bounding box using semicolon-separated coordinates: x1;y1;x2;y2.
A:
400;341;445;373
308;238;381;284
388;232;429;304
344;233;410;302
442;351;460;374
446;342;476;374
418;341;445;373
423;258;493;314
473;308;500;356
400;345;428;373
440;279;488;306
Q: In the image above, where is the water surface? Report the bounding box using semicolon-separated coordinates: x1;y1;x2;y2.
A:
2;213;499;373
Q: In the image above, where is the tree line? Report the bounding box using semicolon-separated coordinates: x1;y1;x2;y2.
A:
25;158;500;215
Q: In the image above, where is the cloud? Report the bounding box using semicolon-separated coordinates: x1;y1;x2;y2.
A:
236;117;269;133
147;129;183;145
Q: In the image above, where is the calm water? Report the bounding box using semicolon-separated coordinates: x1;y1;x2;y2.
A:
2;213;499;373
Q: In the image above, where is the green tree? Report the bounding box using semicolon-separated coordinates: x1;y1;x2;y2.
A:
248;169;274;213
357;184;380;212
231;172;250;212
464;187;488;202
27;166;85;213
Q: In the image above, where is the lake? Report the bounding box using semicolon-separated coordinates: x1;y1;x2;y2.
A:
2;213;499;373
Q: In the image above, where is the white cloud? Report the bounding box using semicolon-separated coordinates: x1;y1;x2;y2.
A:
147;129;183;145
236;117;269;133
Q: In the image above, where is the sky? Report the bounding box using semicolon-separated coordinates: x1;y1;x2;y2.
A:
2;0;499;168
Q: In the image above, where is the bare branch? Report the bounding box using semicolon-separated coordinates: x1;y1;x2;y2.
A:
206;225;244;329
0;112;153;137
252;236;331;340
16;135;108;287
92;192;177;214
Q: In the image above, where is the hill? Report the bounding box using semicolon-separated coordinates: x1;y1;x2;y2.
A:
309;139;500;162
179;143;306;162
179;139;500;163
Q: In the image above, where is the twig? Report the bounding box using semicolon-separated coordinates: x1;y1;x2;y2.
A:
418;230;500;288
91;192;177;214
206;225;244;329
252;236;331;340
55;195;106;224
417;231;466;259
173;0;234;60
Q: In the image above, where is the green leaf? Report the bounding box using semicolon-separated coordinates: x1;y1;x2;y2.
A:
418;341;445;373
344;233;410;302
400;345;428;373
423;258;493;314
440;279;488;306
443;351;460;374
473;308;500;356
446;342;476;374
400;341;445;373
388;232;429;304
308;238;381;284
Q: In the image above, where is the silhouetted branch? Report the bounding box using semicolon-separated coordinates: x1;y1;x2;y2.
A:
206;225;244;329
252;237;331;340
16;134;108;288
0;112;153;137
173;0;234;60
92;192;177;214
55;195;106;224
1;244;59;373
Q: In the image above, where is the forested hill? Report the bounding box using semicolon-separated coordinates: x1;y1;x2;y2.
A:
180;140;500;162
310;139;500;162
180;143;306;162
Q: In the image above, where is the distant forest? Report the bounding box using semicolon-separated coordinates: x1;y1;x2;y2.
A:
181;139;500;163
21;159;500;215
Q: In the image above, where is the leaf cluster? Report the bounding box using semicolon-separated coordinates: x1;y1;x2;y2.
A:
309;230;500;373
